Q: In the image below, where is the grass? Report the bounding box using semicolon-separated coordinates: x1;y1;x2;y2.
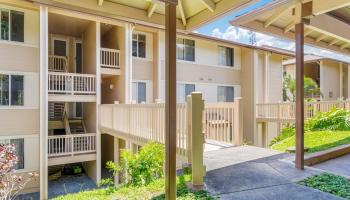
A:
299;173;350;199
271;131;350;153
52;174;215;200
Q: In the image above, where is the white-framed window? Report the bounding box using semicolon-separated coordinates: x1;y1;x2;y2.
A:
0;9;24;42
177;83;195;103
0;74;24;106
217;86;234;102
132;82;146;103
0;138;24;169
132;33;146;58
218;46;234;67
176;38;195;62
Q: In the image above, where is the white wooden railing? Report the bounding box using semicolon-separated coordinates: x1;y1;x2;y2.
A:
100;48;120;69
204;101;242;145
99;103;188;156
48;72;96;95
256;100;350;122
48;133;96;157
49;55;68;72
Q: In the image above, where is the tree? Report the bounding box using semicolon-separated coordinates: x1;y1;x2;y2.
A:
248;30;257;46
283;74;322;101
0;143;37;200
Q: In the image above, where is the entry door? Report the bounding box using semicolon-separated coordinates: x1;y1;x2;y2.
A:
74;102;83;119
53;39;67;57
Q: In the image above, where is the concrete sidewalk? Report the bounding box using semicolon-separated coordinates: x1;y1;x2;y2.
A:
204;146;344;200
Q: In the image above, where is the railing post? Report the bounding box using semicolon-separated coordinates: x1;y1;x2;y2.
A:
186;95;192;163
188;92;205;190
233;98;243;146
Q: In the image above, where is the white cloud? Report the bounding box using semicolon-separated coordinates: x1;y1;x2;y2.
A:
210;26;350;63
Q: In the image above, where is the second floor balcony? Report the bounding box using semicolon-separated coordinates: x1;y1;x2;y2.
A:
48;72;96;102
100;48;120;75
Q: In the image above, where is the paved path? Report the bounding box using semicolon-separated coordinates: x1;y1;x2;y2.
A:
204;146;344;200
313;154;350;178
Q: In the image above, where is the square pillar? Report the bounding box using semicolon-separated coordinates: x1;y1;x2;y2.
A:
295;22;304;170
39;5;49;200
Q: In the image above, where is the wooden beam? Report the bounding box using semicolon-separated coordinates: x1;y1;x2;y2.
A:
264;4;295;28
199;0;215;12
315;34;327;42
98;0;103;6
147;2;157;18
304;28;313;37
284;20;296;33
328;39;339;46
165;1;177;200
295;22;304;170
178;0;186;25
340;43;350;50
312;0;350;15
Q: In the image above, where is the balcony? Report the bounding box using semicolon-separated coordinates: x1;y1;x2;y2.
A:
48;133;96;166
48;72;96;102
100;48;120;76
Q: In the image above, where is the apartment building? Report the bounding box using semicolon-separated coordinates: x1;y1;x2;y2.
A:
0;0;292;198
283;55;350;100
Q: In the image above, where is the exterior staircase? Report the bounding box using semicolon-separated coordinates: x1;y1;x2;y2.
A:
48;102;65;120
69;120;86;134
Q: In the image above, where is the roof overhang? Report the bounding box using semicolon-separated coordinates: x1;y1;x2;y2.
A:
230;0;350;55
24;0;258;32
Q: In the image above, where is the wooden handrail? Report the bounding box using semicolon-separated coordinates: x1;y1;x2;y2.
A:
100;48;120;69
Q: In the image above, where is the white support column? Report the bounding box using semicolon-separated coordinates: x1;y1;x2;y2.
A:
114;137;120;184
153;30;162;101
252;50;259;146
348;64;350;99
264;52;271;103
339;62;344;100
95;21;102;184
319;61;325;100
39;5;49;200
124;23;133;103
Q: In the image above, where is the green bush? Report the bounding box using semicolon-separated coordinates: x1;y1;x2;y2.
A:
269;125;295;146
299;173;350;199
101;141;164;188
307;108;350;131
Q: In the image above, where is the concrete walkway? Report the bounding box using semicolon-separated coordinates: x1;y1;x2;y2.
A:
204;146;344;200
313;154;350;178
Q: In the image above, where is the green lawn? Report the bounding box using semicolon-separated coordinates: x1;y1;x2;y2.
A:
271;131;350;153
52;174;215;200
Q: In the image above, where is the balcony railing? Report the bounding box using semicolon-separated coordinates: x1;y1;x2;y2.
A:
256;100;350;122
100;48;120;69
48;72;96;95
49;55;68;72
48;133;96;157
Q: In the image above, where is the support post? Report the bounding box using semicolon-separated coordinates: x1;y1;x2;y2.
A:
233;98;243;146
339;62;343;99
295;22;305;170
189;92;205;189
186;95;192;163
164;1;177;199
39;5;49;200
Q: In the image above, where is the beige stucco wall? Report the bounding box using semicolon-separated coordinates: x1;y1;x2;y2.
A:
133;58;153;80
268;54;283;102
0;44;39;72
320;60;341;100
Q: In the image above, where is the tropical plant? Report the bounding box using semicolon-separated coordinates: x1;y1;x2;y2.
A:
307;108;350;131
0;143;37;200
100;141;164;189
283;74;322;101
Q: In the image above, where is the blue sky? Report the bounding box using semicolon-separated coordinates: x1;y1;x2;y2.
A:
196;0;350;63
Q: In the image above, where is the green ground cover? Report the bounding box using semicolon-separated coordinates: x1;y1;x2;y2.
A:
52;174;215;200
299;173;350;199
271;131;350;153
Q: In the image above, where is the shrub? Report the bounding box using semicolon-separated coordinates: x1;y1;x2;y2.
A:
307;108;350;131
269;125;295;146
101;141;164;188
299;173;350;199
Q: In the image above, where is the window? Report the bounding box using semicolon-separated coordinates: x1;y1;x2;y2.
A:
217;86;234;102
132;33;146;58
0;74;24;106
0;9;24;42
132;82;146;103
218;46;234;67
177;83;195;103
0;138;24;169
176;38;195;61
